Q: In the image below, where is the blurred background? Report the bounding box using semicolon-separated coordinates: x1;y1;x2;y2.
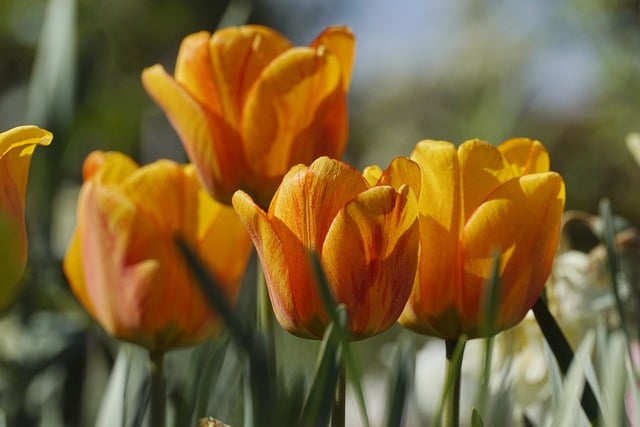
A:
1;0;639;425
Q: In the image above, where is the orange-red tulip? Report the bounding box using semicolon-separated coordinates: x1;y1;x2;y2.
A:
232;156;419;339
379;138;565;339
64;151;253;352
142;25;355;209
0;126;51;312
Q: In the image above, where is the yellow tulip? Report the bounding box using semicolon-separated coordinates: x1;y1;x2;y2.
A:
384;138;565;339
142;25;355;209
232;156;419;339
0;126;51;312
64;151;253;352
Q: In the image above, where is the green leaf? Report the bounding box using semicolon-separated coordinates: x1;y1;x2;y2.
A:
532;297;599;421
471;408;484;427
599;331;627;427
299;310;346;427
383;342;414;427
551;332;594;427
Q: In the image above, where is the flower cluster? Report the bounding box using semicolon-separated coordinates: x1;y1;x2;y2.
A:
53;25;566;353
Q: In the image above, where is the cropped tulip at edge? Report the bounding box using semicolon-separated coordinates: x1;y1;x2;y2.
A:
232;156;420;340
379;138;565;340
0;126;52;312
142;25;355;209
63;151;253;353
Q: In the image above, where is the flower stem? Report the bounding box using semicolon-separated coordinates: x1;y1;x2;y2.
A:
149;350;166;427
257;263;276;375
332;361;346;427
443;339;465;427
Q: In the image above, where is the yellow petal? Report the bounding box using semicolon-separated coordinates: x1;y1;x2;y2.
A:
402;140;463;334
462;172;565;333
123;160;186;234
376;156;422;197
458;139;516;223
0;125;52;157
269;157;368;252
0;125;52;214
82;151;138;184
173;31;220;119
206;25;292;127
188;166;253;299
142;65;244;203
232;190;326;338
310;26;356;89
322;185;419;338
498;138;550;175
73;182;160;340
242;47;345;177
362;165;382;186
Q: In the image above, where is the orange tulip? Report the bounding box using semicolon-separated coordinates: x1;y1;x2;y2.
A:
64;151;253;352
0;126;51;312
142;25;355;209
232;156;419;339
380;138;565;339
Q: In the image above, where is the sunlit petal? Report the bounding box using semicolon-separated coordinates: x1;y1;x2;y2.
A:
323;185;419;337
462;172;565;332
270;157;368;252
310;26;355;89
242;47;344;176
498;137;550;175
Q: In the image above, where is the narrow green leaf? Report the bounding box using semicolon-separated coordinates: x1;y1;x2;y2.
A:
599;331;627;427
299;311;346;427
598;199;634;360
533;296;599;421
476;253;500;418
471;408;484;427
432;337;467;427
177;238;252;353
551;332;594;427
178;239;274;425
383;342;414;427
308;250;370;427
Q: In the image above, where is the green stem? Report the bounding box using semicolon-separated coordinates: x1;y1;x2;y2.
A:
257;263;276;376
150;350;166;427
443;339;464;427
332;361;346;427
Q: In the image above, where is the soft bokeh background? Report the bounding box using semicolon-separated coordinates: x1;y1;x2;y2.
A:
1;0;639;425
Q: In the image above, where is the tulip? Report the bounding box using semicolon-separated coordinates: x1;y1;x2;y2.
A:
385;138;565;340
142;25;355;209
64;151;253;352
0;126;52;312
232;156;419;339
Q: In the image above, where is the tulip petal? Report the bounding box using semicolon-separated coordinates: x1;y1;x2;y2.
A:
0;126;52;215
187;166;253;299
322;185;419;337
462;172;565;333
376;156;422;197
362;165;382;186
142;65;245;203
76;183;160;340
310;26;355;90
498;137;550;175
82;151;138;184
242;47;345;177
123;160;186;234
63;224;96;319
270;157;368;252
233;190;327;338
401;140;463;335
173;31;220;118
458;139;517;222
